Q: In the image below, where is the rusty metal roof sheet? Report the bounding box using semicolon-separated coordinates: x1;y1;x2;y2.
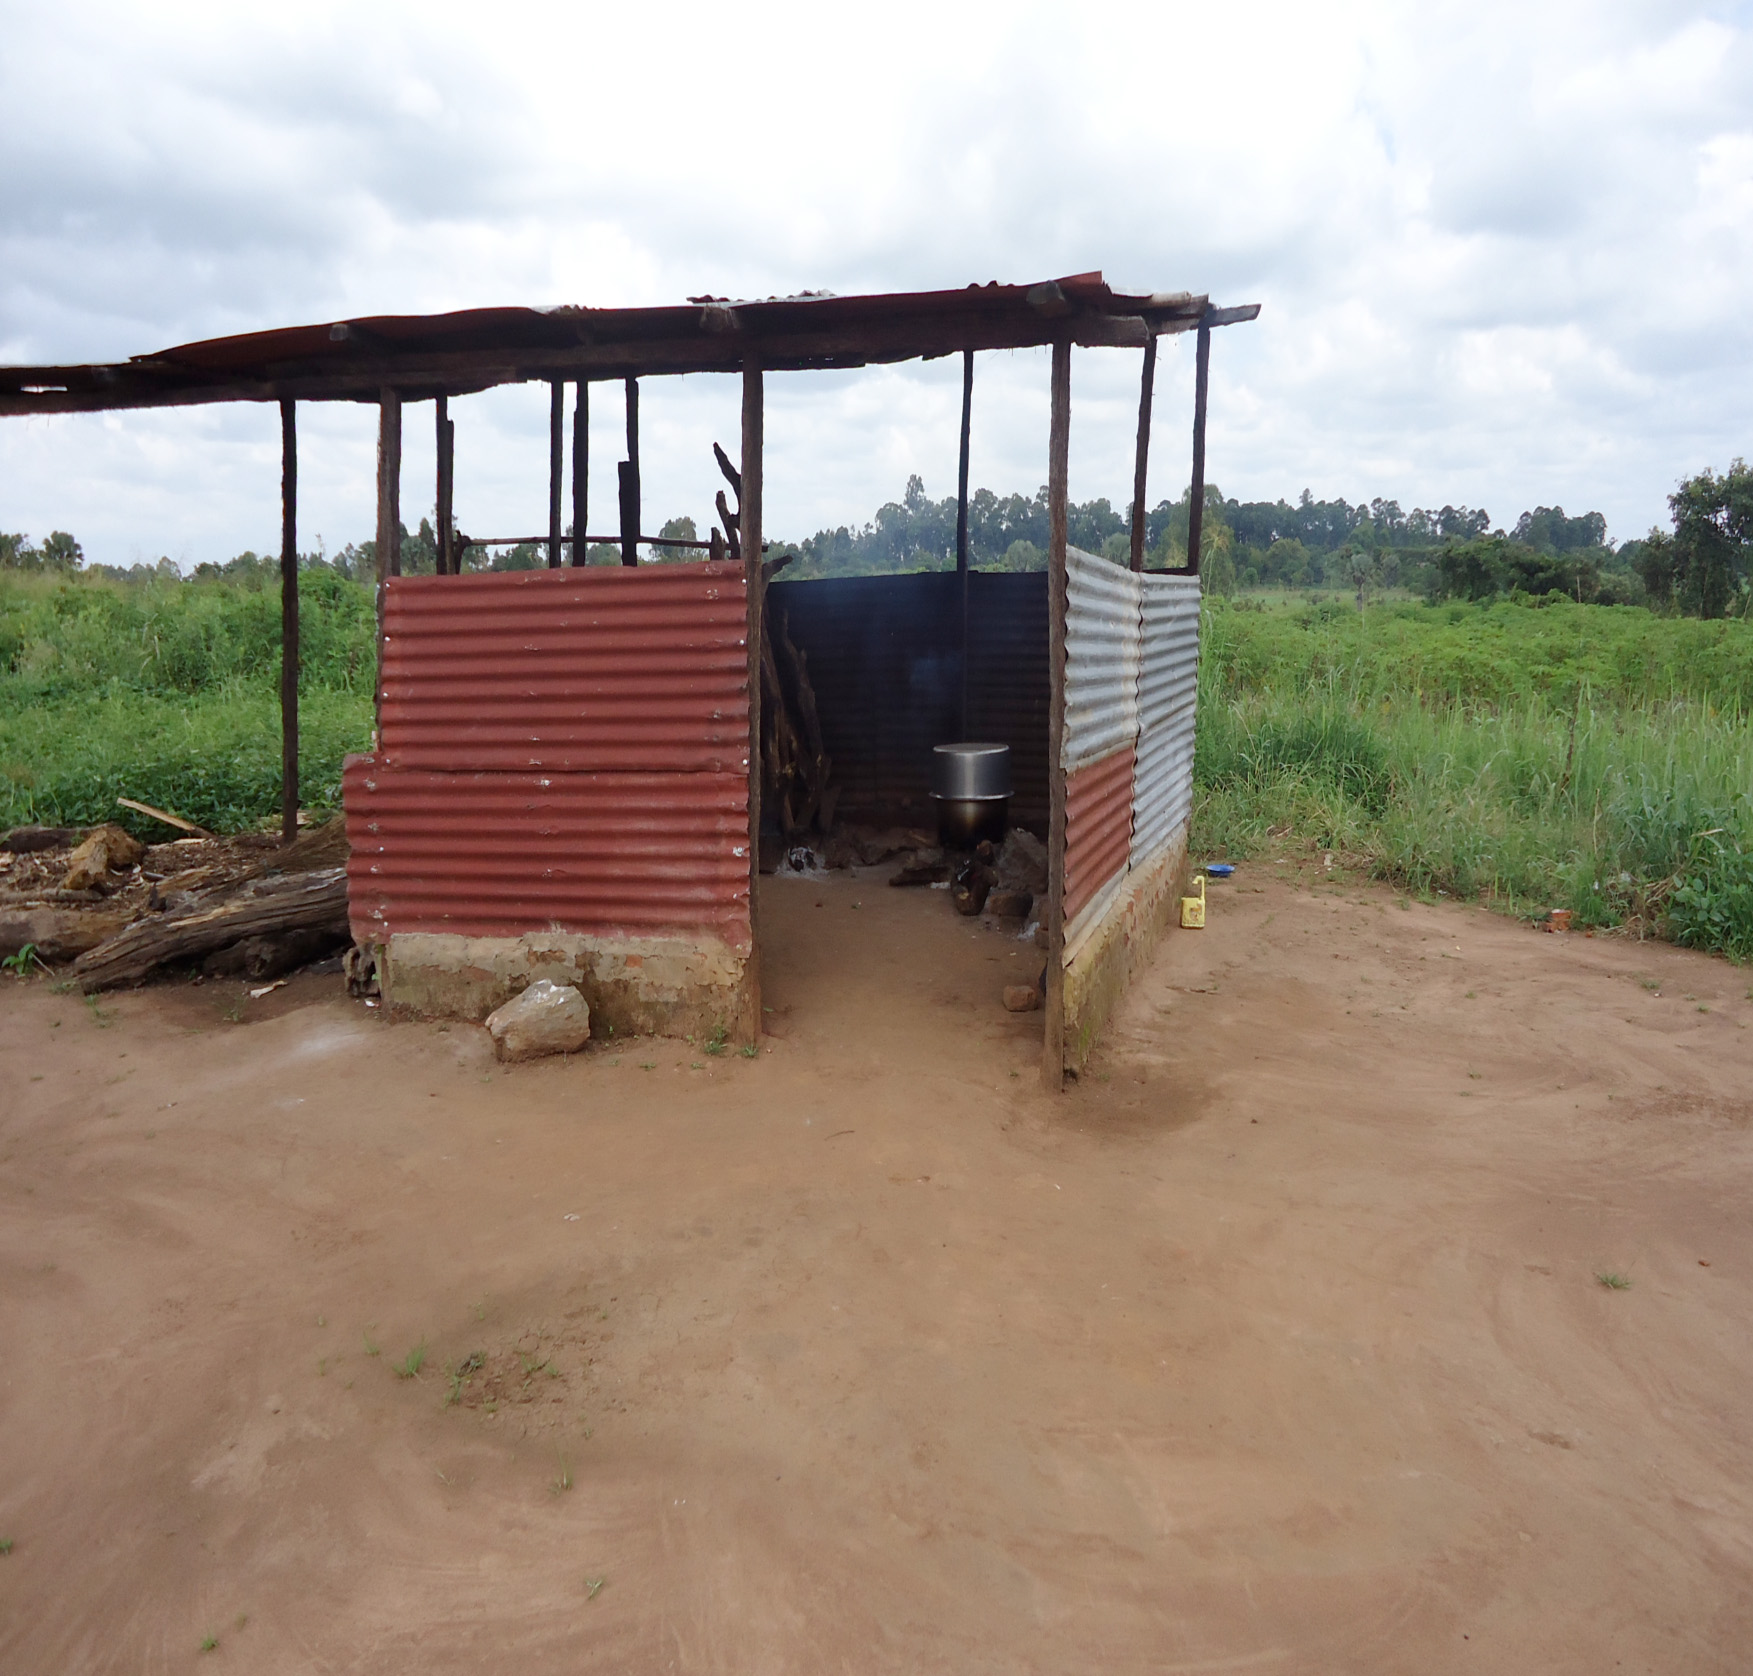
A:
0;275;1259;414
379;563;748;774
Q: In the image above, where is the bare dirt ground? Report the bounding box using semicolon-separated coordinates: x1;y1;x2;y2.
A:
3;862;1751;1674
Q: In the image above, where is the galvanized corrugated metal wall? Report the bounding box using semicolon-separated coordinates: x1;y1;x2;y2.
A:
1060;548;1141;949
1061;548;1140;771
345;562;750;947
770;570;1051;829
1130;572;1201;866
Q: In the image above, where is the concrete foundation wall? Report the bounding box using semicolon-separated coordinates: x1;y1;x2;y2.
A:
376;930;755;1044
1060;824;1190;1075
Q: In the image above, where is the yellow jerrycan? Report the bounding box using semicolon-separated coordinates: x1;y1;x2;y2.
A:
1180;872;1206;929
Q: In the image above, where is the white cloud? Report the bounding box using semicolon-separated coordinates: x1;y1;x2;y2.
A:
2;0;1750;562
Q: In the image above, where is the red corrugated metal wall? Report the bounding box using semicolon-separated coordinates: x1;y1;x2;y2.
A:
346;564;750;948
1063;742;1135;927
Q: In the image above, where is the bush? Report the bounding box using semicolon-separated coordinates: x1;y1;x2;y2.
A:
1669;846;1753;963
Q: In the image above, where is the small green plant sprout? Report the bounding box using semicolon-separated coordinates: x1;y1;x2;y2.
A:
585;1575;606;1599
639;1061;656;1071
445;1351;485;1407
362;1331;381;1357
704;1024;729;1056
1642;979;1661;992
0;1537;14;1555
2;943;45;977
199;1633;219;1652
393;1341;427;1379
690;1061;703;1071
84;993;113;1028
1596;1271;1633;1290
740;1042;759;1059
551;1454;574;1495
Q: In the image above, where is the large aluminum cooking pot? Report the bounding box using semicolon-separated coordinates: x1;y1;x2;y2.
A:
931;742;1012;848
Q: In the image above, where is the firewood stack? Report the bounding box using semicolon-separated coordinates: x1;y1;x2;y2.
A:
711;439;835;841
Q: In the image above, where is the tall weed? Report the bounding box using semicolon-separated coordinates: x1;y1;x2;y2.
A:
1194;597;1753;959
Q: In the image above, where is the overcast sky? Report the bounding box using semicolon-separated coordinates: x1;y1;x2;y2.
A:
2;0;1750;567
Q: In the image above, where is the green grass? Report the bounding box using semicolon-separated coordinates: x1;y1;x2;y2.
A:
1596;1271;1634;1290
393;1341;427;1379
0;570;374;835
1194;598;1753;960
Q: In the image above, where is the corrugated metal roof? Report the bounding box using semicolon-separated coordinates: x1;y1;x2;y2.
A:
1131;573;1201;866
379;562;748;773
1063;743;1135;932
345;761;750;945
0;275;1258;414
1062;548;1141;773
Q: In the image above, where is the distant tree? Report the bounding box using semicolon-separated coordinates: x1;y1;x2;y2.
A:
39;531;83;572
1656;462;1753;618
1513;506;1608;554
655;515;699;561
1428;535;1601;603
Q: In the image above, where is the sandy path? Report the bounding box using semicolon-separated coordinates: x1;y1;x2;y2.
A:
1;865;1749;1673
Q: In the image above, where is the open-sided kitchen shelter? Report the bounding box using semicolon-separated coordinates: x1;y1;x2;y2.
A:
0;274;1259;1083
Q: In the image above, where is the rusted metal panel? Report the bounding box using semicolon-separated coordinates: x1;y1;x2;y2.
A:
1062;743;1135;937
344;759;750;947
1061;547;1141;773
378;562;748;773
1131;573;1201;866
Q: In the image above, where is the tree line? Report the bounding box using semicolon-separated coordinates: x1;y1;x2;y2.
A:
6;460;1750;617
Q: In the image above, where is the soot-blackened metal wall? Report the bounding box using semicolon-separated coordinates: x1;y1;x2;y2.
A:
770;570;1050;831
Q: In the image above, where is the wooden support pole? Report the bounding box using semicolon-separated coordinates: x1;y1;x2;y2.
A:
376;388;402;578
570;381;588;566
547;379;564;568
1187;321;1210;576
435;394;453;575
279;398;299;846
1129;335;1157;572
956;347;973;737
619;376;640;566
741;353;765;1042
1043;337;1071;1091
375;387;401;739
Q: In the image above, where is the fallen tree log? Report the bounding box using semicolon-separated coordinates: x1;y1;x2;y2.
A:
73;867;349;992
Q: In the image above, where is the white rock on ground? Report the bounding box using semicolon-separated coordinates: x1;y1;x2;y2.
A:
485;979;591;1061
